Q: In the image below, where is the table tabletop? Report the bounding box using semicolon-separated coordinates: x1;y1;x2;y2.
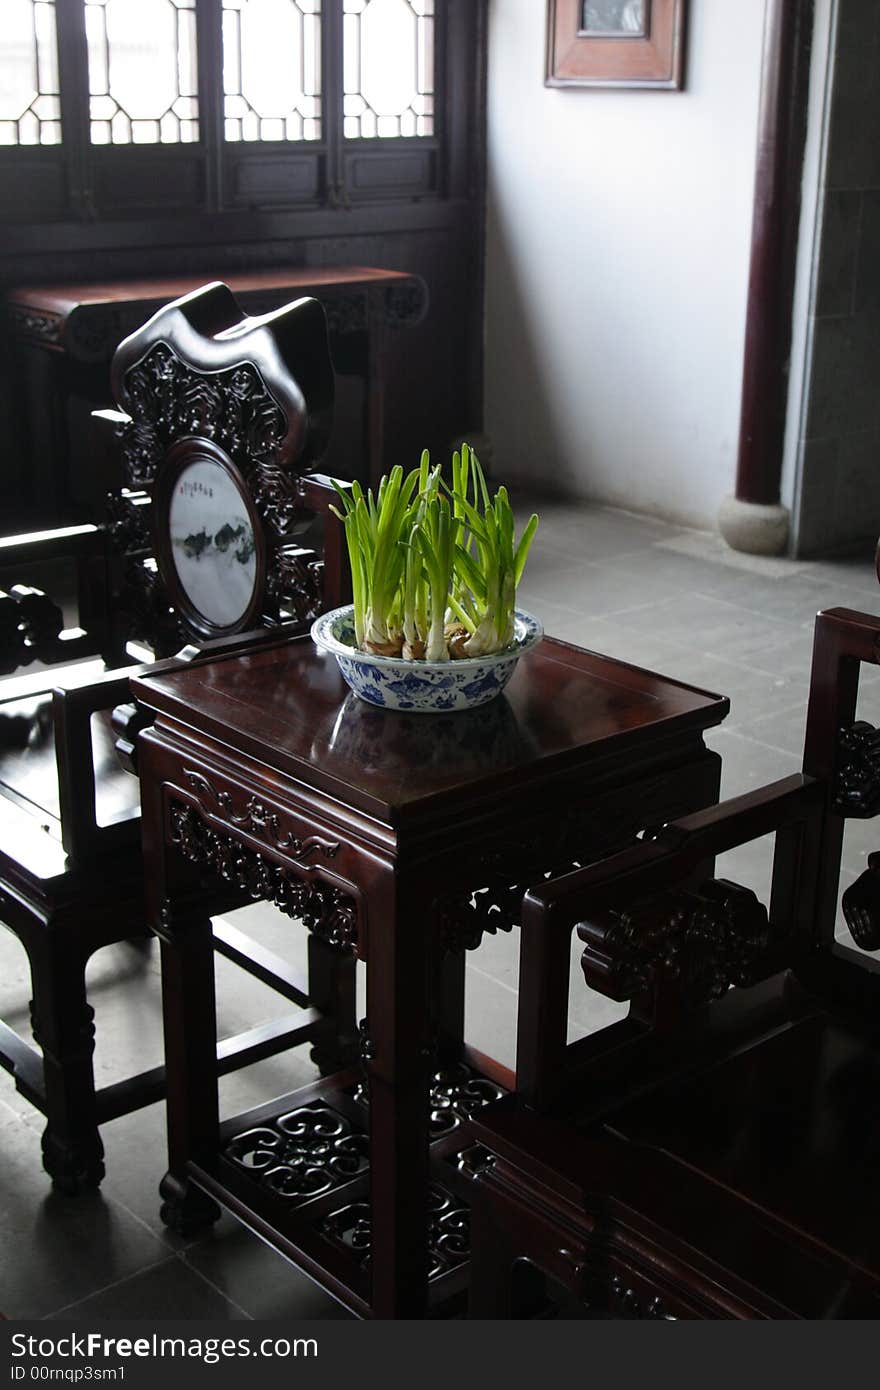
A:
131;633;729;826
8;265;415;319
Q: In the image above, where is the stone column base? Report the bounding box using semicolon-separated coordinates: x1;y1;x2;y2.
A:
718;496;790;556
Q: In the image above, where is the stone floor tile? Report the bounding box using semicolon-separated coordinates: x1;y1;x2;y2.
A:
47;1256;248;1321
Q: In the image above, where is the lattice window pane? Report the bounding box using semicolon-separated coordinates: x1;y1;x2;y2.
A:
85;0;199;145
0;0;61;146
222;0;322;144
343;0;434;140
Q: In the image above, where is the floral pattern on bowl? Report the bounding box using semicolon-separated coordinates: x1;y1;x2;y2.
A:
311;607;544;712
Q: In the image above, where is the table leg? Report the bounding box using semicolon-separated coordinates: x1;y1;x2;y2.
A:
156;915;222;1237
435;947;466;1065
139;737;220;1237
365;869;433;1318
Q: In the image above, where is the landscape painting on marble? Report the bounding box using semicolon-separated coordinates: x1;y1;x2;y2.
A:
167;456;258;629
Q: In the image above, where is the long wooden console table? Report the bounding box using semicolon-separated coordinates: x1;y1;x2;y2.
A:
8;266;427;522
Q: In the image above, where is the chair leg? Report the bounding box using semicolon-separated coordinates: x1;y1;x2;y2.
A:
26;932;104;1193
307;934;358;1075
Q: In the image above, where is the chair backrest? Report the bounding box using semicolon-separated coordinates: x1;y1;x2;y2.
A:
1;282;348;674
0;282;349;867
514;606;880;1113
98;280;347;657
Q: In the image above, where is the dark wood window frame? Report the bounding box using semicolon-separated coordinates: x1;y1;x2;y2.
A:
2;0;463;248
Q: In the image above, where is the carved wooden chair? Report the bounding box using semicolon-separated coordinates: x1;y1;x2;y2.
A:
468;607;880;1319
0;282;355;1193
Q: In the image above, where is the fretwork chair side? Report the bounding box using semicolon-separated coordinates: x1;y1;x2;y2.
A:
0;282;356;1194
0;522;119;677
468;607;880;1320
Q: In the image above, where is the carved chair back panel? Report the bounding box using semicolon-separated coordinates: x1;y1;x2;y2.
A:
106;283;337;654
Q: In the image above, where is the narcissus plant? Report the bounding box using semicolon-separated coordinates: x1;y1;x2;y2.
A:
331;444;538;662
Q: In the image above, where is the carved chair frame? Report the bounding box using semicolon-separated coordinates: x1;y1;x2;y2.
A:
468;605;880;1319
0;282;354;1194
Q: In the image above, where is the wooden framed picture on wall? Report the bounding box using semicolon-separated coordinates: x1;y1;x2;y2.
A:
546;0;687;89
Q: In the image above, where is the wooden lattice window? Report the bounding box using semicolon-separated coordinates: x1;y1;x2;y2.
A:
2;0;454;224
222;0;323;143
343;0;434;139
85;0;199;145
0;0;62;146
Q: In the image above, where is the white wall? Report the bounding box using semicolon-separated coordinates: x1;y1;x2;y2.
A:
484;0;767;529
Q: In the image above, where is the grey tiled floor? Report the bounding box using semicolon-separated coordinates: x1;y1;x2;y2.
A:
3;499;880;1320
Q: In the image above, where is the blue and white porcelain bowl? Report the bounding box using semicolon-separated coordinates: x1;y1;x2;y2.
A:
311;606;543;712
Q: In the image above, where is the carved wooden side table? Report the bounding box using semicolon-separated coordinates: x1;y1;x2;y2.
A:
131;633;728;1318
8;265;427;523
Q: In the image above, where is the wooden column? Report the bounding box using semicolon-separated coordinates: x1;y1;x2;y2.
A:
721;0;814;553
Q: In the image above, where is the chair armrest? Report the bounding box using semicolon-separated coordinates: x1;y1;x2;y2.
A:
813;606;880;657
297;472;350;511
0;524;105;568
52;671;145;863
0;525;113;672
515;776;823;1108
297;473;353;610
523;775;820;925
804;607;880;780
48;631;305;861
